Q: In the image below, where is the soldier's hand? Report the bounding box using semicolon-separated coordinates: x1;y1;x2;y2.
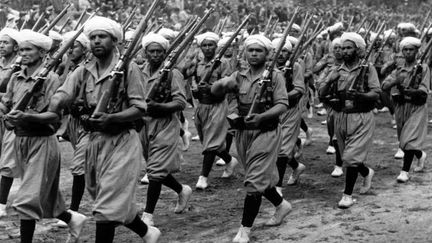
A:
329;71;340;82
89;112;111;129
146;100;162;116
244;113;262;128
346;90;359;100
5;110;26;126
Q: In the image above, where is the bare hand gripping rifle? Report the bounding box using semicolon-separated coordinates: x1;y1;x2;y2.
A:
91;0;161;118
145;8;215;103
227;7;299;130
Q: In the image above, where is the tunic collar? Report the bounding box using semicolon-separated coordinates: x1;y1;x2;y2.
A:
84;48;120;84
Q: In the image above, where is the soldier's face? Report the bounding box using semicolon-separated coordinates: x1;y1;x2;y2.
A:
342;41;357;62
277;48;290;65
402;46;417;62
146;43;166;66
333;44;342;60
0;36;17;57
245;44;267;66
89;30;116;58
69;41;85;63
19;42;44;66
200;40;217;59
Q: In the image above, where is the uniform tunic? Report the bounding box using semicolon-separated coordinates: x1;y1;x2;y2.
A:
329;63;380;166
192;58;233;153
385;64;430;150
278;62;304;159
217;69;288;193
0;56;18;177
1;66;66;220
56;50;147;224
140;64;186;181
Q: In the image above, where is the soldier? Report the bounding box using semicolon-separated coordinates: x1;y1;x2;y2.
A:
0;27;20;218
139;33;192;226
0;29;87;243
55;31;91;227
211;34;292;243
48;17;160;242
382;37;430;183
319;32;379;209
317;37;344;177
183;31;238;189
271;37;306;195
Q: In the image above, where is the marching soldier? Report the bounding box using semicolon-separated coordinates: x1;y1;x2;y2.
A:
139;33;192;226
382;37;430;183
49;17;160;242
0;29;87;243
0;27;20;218
212;34;292;243
183;31;238;189
319;32;379;209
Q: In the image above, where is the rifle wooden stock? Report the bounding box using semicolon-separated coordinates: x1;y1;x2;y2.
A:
247;8;299;117
145;8;215;102
41;3;72;35
166;17;198;55
92;0;161;115
122;6;138;31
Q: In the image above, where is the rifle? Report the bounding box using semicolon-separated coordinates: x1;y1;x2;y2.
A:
216;17;228;36
419;9;431;37
145;8;215;104
267;19;279;38
122;6;138;31
74;8;88;30
41;3;72;35
31;12;46;31
289;15;312;66
5;20;91;129
91;0;161;117
59;19;70;33
165;16;198;55
347;15;354;31
420;22;432;44
343;22;385;110
393;37;432;105
263;15;274;36
362;21;374;40
244;8;300;122
356;17;367;33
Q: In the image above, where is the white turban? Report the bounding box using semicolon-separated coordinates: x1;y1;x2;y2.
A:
49;30;63;41
124;30;135;42
141;33;169;51
84;16;123;42
196;32;220;46
400;37;421;49
341;32;366;51
330;37;342;53
292;23;301;32
244;34;273;52
158;28;177;40
0;28;21;44
286;36;299;47
397;22;416;31
384;29;396;39
19;29;52;51
217;37;231;48
329;22;344;33
271;37;292;52
62;31;90;49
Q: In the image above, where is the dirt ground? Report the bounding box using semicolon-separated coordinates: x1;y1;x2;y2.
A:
1;105;432;243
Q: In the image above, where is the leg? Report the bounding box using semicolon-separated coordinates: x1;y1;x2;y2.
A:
240;192;262;227
276;157;288;187
70;175;85;211
163;174;192;214
20;219;36;243
0;176;13;204
397;150;415;183
287;158;306;185
197;152;216;189
263;187;292;226
95;222;116;243
145;180;162;214
338;166;358;209
331;139;344;177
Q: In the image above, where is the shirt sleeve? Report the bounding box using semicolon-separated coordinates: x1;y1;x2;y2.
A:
293;62;305;95
367;63;381;93
272;70;289;107
419;64;431;93
55;66;83;107
0;73;16;112
126;62;147;111
170;69;187;109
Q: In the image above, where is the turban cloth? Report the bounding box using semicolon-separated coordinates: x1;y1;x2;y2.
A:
271;37;293;52
19;29;52;51
0;28;21;44
196;32;220;46
158;28;177;40
49;30;63;41
62;31;90;49
141;33;170;51
292;23;301;32
244;34;273;52
341;32;366;52
329;22;344;33
84;16;123;42
400;37;421;49
397;22;416;31
286;36;299;47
